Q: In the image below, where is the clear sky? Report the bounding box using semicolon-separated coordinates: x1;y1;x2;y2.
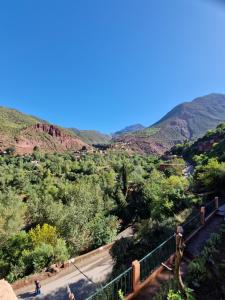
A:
0;0;225;133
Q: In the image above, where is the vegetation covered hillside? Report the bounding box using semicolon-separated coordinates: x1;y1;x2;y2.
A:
71;128;111;145
0;106;44;136
114;94;225;154
0;107;90;154
171;122;225;196
172;122;225;162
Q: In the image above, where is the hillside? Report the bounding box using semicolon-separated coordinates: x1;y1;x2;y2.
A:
113;124;145;136
114;93;225;154
71;128;111;145
0;107;89;154
172;122;225;162
2;93;225;155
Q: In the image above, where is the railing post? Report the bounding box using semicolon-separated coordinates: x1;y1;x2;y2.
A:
215;196;219;210
132;260;140;292
200;206;205;225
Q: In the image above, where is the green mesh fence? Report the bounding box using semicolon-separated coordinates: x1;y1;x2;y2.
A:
86;267;132;300
205;199;216;218
182;213;201;240
139;235;175;282
86;198;221;299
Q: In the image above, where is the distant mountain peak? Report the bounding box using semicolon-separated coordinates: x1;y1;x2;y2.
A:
113;93;225;155
70;128;111;145
114;124;145;136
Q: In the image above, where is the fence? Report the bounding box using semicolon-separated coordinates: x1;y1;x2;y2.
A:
205;199;216;218
86;197;220;300
86;267;132;300
139;235;175;282
182;213;202;240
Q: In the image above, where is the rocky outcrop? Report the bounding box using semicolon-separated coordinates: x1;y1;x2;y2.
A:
0;123;91;155
33;123;63;138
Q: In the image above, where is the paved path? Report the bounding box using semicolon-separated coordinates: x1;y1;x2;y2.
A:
185;214;224;258
16;227;134;300
134;213;225;300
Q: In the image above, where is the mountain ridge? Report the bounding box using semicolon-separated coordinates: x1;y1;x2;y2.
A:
0;107;90;154
2;93;225;155
113;93;225;154
113;124;146;136
70;128;111;145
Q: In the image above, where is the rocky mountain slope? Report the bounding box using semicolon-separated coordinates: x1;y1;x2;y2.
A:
0;107;89;154
114;93;225;154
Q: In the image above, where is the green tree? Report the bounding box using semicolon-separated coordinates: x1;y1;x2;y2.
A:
0;191;26;247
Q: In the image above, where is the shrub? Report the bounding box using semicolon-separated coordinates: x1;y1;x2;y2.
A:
30;244;54;272
29;224;58;247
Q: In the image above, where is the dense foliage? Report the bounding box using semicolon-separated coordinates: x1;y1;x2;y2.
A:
0;148;194;282
186;225;225;299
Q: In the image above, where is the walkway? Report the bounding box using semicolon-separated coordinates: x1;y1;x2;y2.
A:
17;250;113;300
134;212;225;300
15;227;134;300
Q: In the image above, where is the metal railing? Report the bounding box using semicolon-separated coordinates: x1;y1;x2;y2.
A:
182;213;202;240
205;199;216;218
86;267;132;300
139;234;175;282
86;198;219;299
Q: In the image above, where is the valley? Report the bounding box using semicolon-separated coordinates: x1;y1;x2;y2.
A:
1;94;225;300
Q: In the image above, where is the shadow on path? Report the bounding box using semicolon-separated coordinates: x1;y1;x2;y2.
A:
35;278;100;300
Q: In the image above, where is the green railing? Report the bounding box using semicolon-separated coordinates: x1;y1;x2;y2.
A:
205;199;216;218
182;213;202;240
86;267;132;300
139;235;175;282
86;198;221;299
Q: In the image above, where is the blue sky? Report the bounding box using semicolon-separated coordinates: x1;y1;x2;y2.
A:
0;0;225;133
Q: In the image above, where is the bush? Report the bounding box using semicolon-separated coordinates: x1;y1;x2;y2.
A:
30;244;54;272
29;224;58;247
91;214;119;248
0;224;69;281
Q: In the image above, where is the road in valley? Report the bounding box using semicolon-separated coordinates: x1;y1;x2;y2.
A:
16;227;133;300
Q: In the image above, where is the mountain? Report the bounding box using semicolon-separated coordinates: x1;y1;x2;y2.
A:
172;122;225;162
114;124;145;136
114;93;225;154
71;128;111;145
0;107;89;154
2;93;225;155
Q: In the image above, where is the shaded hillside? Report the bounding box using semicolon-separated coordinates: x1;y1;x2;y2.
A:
0;107;90;154
114;94;225;154
172;122;225;162
71;128;111;145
